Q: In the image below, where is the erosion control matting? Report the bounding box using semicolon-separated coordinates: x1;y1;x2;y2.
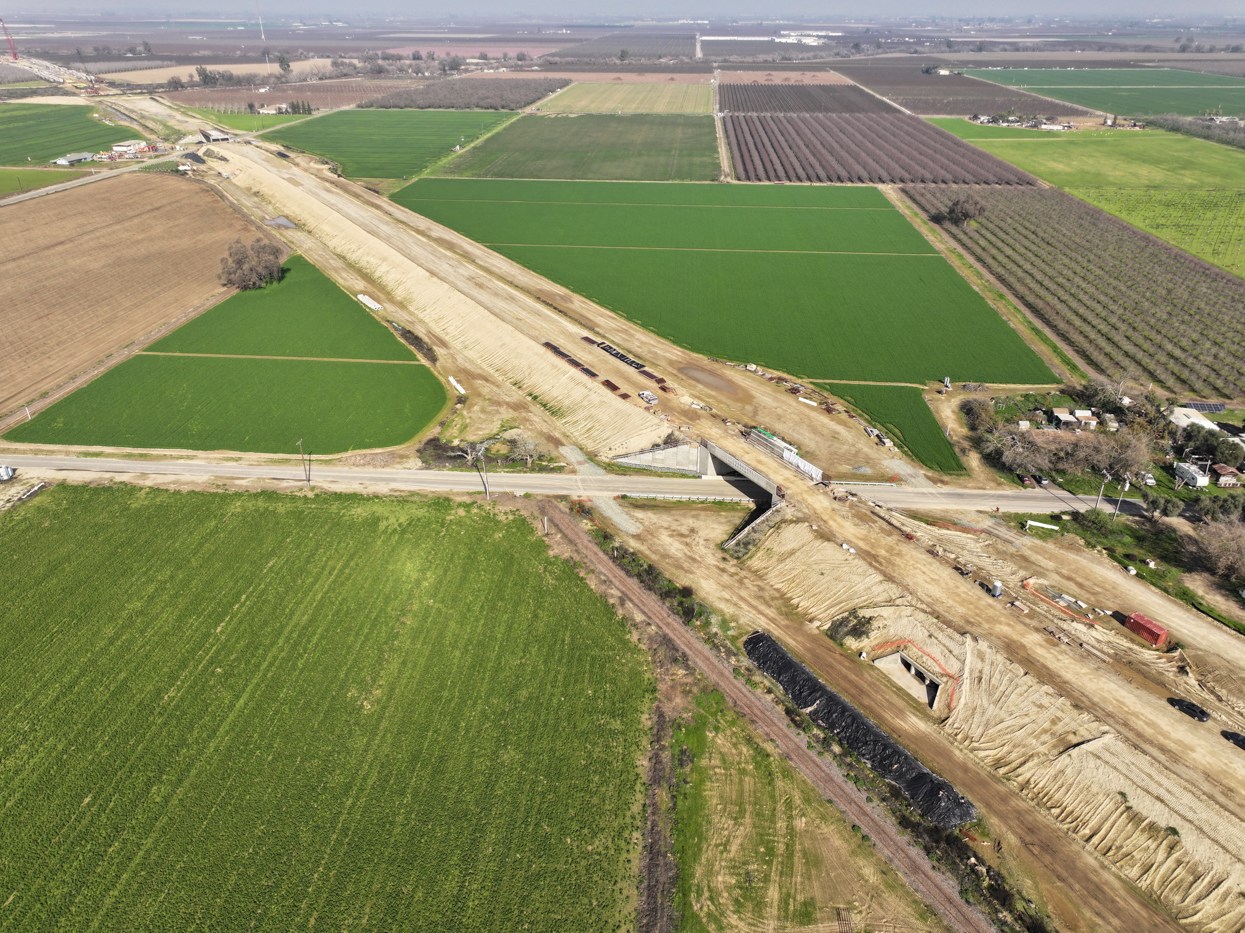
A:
744;630;976;828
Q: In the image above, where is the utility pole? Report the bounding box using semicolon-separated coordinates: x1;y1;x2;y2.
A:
296;438;310;490
1094;469;1112;509
1113;474;1130;520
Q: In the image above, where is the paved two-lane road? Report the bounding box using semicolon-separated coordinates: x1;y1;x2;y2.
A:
858;482;1144;517
1;453;1143;515
0;453;753;499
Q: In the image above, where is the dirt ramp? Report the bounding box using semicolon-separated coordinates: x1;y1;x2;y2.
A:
747;522;910;622
949;638;1245;932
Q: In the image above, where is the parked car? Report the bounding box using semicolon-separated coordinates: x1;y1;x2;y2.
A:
1017;473;1035;487
1168;698;1210;722
1035;474;1050;486
1223;731;1245;751
1142;472;1157;487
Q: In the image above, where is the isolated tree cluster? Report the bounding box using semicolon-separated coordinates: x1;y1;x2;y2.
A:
979;425;1154;478
938;194;986;227
1145;114;1245;152
220;238;284;290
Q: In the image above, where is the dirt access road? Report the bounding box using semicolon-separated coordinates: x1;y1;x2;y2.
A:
539;500;996;933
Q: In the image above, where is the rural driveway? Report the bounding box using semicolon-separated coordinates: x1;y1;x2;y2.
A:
0;454;751;499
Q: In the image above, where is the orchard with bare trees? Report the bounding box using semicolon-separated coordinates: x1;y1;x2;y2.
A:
907;185;1245;397
726;114;1036;184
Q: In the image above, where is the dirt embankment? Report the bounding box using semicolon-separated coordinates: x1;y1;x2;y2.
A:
217;144;666;456
748;518;1245;933
0;172;256;416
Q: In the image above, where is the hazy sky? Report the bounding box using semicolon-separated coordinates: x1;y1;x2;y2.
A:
15;2;1245;21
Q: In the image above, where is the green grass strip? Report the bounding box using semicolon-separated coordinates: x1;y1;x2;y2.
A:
817;382;964;472
435;114;720;181
264;110;512;179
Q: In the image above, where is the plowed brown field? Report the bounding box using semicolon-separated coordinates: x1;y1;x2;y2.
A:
0;173;257;415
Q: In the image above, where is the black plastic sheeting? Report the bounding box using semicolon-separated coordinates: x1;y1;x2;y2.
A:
744;631;977;828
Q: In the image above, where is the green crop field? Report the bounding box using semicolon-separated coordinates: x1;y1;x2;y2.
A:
966;68;1245;88
963;68;1245;116
434;114;720;181
1070;188;1245;278
184;106;305;132
931;120;1073;141
0;166;84;194
0;483;651;932
397;179;1054;385
4;354;445;453
0;103;136;165
541;82;713;114
397;179;933;254
5;256;447;453
264;110;512;178
151;255;414;360
399;177;890;207
928;118;1245;188
816;382;963;472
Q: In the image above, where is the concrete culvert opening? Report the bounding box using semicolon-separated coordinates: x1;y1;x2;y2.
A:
874;652;942;709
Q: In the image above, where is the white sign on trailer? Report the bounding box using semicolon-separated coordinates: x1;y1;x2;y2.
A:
357;294;383;311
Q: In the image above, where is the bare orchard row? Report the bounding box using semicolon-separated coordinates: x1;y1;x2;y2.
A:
725;113;1036;185
905;185;1245;398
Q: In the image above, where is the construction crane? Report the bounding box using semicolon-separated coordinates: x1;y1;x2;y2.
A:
0;17;17;60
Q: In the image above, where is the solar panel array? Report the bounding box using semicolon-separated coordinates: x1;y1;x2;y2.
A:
1186;401;1227;413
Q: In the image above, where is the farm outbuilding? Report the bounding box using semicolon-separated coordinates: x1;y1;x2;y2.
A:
1211;464;1241;487
1170;407;1221;432
54;153;94;165
1050;407;1078;430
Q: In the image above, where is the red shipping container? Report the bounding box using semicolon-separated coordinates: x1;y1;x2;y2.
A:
1125;612;1168;647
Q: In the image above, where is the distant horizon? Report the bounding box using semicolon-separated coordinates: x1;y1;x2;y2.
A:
8;6;1245;25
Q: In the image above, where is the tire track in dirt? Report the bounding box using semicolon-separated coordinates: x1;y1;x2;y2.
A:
538;500;995;933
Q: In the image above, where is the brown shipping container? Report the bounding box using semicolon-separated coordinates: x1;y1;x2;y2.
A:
1125;612;1168;647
